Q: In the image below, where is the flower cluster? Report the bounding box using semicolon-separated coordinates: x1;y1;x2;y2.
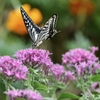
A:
0;56;28;80
6;4;43;35
14;48;53;69
62;48;98;65
1;47;100;99
50;64;75;83
5;89;43;100
62;47;100;77
50;64;65;79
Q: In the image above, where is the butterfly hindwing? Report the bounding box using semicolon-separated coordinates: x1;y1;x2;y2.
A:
52;14;58;30
40;14;58;39
20;7;41;42
34;15;56;45
33;14;58;46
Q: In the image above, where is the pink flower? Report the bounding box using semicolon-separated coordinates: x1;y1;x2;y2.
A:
4;89;43;100
64;71;76;83
50;64;65;79
62;48;98;66
0;56;28;80
50;64;75;83
91;82;99;90
62;47;100;77
89;46;99;53
14;48;53;69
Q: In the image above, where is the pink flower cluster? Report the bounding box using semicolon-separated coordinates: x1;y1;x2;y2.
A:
0;56;28;80
62;47;100;77
50;64;75;83
62;48;98;66
5;89;43;100
14;48;53;68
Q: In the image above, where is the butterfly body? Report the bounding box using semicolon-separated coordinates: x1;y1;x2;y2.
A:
20;7;58;47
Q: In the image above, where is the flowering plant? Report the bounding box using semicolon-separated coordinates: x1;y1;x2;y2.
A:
0;47;100;100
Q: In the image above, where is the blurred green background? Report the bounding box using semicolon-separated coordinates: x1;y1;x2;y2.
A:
0;0;100;99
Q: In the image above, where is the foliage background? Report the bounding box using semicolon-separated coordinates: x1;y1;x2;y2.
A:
0;0;100;99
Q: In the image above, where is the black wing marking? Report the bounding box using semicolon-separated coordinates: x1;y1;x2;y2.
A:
40;14;58;39
41;15;54;36
20;7;41;42
35;16;54;44
52;14;58;31
34;14;58;46
48;14;58;39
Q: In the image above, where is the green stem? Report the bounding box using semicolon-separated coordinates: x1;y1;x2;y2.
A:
3;79;9;91
87;88;95;100
76;79;88;99
81;88;88;100
57;83;68;99
52;92;57;100
27;74;33;89
6;95;8;100
2;79;9;100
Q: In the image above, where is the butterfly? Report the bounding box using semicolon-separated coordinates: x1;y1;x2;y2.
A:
20;7;59;47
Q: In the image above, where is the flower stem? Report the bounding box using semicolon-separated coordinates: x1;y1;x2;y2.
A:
2;79;9;90
52;92;57;100
87;88;95;100
76;79;88;99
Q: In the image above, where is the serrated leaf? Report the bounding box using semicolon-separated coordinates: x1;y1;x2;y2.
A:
92;74;100;82
58;92;80;100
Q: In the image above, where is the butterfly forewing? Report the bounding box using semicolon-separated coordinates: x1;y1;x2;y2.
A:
20;7;41;42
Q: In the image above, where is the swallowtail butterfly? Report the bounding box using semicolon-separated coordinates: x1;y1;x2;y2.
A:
20;7;58;47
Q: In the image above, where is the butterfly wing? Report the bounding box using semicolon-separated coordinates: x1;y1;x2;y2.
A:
51;14;58;30
33;14;58;46
34;16;53;44
20;7;41;42
41;14;58;39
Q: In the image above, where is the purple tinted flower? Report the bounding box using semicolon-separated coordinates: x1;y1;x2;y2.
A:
74;62;88;77
50;64;75;83
74;61;100;77
89;46;99;53
14;48;53;69
87;61;100;74
50;64;65;79
0;56;28;80
89;82;100;94
62;48;98;66
62;47;100;77
64;71;76;83
91;82;99;90
4;89;43;100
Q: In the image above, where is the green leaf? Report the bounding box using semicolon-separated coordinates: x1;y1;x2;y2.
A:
58;92;80;100
33;81;48;92
92;74;100;82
